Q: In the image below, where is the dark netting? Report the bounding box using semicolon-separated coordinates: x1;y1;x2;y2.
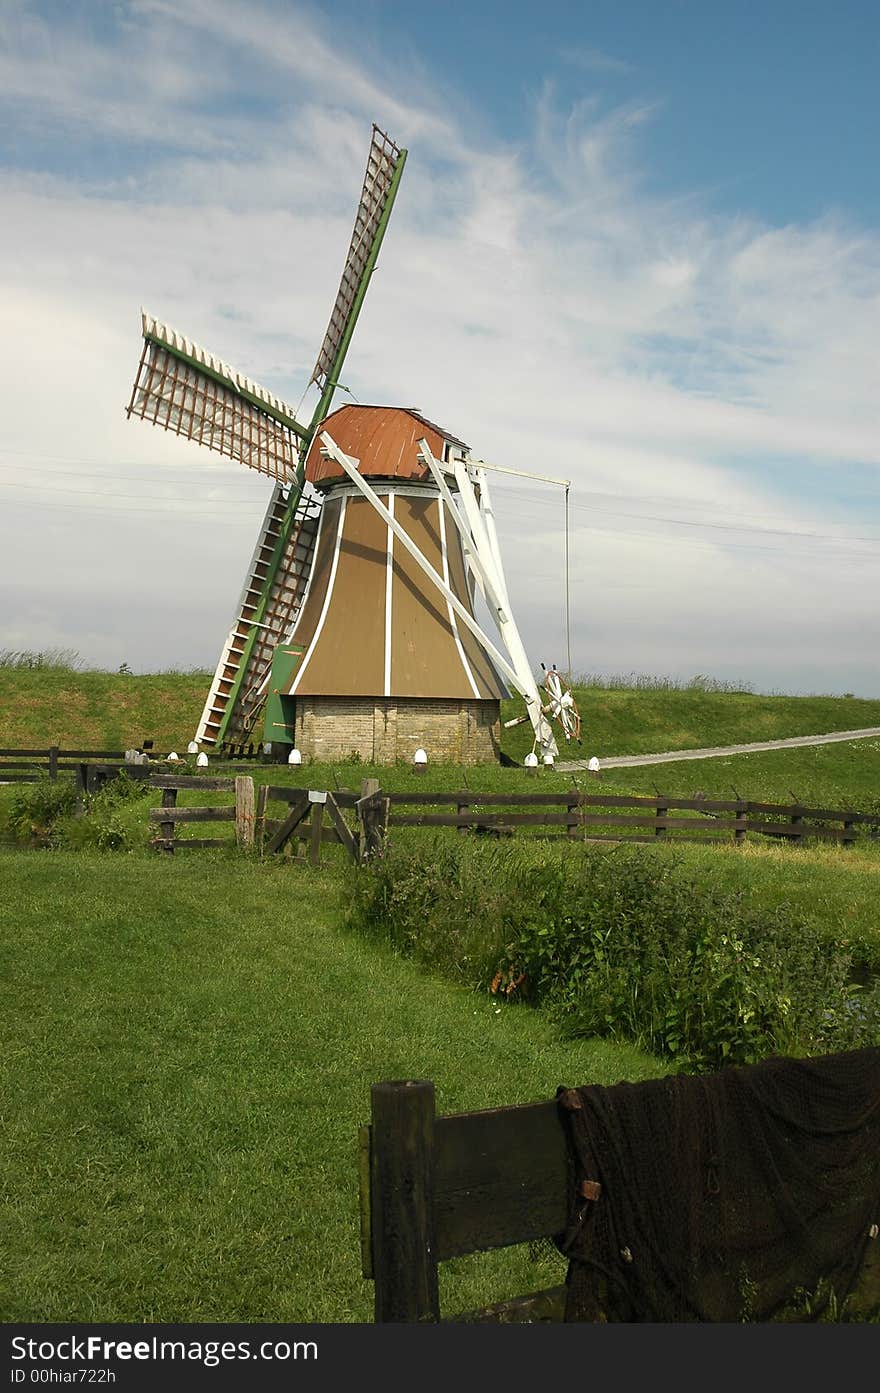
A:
556;1047;880;1322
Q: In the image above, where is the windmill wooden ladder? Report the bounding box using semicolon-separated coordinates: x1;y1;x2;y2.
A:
195;487;322;747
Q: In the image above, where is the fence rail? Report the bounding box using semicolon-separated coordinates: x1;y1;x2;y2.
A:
0;747;158;784
386;790;876;847
0;745;283;785
148;776;254;853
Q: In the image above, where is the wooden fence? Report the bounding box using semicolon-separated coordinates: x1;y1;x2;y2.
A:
148;776;256;853
0;745;277;785
256;780;386;866
385;790;877;847
360;1077;880;1323
0;747;142;783
148;775;387;863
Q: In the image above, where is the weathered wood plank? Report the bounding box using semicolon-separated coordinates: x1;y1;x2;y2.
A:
256;782;269;849
264;793;311;854
325;793;358;861
149;837;230;850
747;801;875;823
370;1081;440;1322
260;784;310;803
148;806;235;822
148;775;237;791
751;822;857;841
235;775;255;847
432;1101;570;1261
309;800;325;867
159;786;176;855
389;812;747;831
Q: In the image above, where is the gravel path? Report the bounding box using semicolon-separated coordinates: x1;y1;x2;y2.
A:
556;727;880;772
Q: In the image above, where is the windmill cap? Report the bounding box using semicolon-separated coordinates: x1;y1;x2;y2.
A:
305;404;469;487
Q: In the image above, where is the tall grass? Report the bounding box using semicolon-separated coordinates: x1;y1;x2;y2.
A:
0;647;84;671
347;838;880;1071
574;672;756;693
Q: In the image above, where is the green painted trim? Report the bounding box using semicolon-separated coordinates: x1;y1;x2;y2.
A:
213;482;305;745
144;331;310;441
261;643;306;747
307;147;409;444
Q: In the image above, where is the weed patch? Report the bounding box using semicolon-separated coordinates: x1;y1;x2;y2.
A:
348;839;880;1071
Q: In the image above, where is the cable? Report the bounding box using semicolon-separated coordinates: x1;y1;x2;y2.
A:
564;483;572;682
0;479;274;510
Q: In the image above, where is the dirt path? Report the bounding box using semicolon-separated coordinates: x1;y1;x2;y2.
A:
556;726;880;771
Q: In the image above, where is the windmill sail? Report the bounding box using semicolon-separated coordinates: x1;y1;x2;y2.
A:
126;124;411;751
127;313;307;483
309;125;406;398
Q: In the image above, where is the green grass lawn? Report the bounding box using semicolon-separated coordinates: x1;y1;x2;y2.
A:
2;669;878;1322
0;849;661;1322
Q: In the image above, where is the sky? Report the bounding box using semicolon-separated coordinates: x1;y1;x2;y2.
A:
1;0;879;700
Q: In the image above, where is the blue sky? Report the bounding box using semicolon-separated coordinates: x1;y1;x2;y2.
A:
1;0;878;700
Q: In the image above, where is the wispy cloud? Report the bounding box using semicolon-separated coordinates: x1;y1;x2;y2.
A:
560;45;635;76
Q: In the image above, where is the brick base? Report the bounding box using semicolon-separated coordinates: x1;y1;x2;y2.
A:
292;696;501;764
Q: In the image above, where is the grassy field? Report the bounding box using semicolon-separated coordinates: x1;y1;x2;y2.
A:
0;849;661;1322
1;663;878;1323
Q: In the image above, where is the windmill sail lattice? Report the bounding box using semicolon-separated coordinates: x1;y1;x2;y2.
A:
310;126;404;392
127;314;305;482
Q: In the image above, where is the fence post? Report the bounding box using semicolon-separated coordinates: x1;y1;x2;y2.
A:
234;775;255;848
48;746;59;782
790;808;805;844
567;789;580;839
309;796;325;867
358;778;386;862
456;791;470;836
735;800;748;843
370;1080;440;1322
159;786;177;854
255;784;269;850
655;799;668;837
842;819;855;849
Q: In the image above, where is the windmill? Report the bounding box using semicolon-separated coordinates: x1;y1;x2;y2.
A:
126;124;577;764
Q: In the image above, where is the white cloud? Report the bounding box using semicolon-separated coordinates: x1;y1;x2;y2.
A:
0;0;878;697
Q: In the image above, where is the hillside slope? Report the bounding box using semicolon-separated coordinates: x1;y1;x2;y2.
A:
2;665;879;759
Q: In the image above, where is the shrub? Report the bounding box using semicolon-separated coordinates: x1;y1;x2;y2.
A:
4;770;151;852
347;839;880;1071
7;778;77;847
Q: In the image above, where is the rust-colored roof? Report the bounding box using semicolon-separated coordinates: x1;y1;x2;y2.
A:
305;404;468;486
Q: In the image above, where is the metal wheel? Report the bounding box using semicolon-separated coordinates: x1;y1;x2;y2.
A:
542;666;581;743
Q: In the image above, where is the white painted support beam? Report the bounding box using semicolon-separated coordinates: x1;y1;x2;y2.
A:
469;465;510;611
450;458;557;756
318;432;524;696
417;440;506;620
421;439;557;759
